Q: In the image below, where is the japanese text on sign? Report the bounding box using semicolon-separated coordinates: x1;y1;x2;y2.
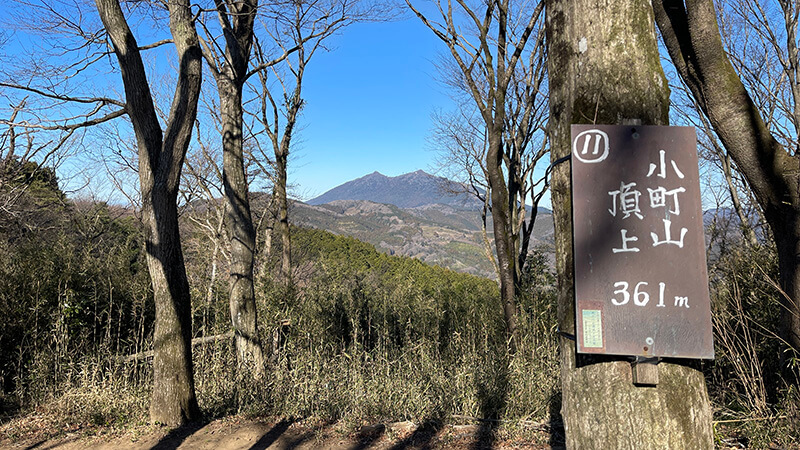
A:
571;125;714;359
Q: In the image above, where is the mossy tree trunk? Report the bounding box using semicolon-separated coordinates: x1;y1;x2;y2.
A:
654;0;800;353
95;0;202;425
546;0;714;447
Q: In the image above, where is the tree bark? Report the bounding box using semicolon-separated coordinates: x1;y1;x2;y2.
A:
546;0;714;447
654;0;800;352
220;83;265;374
274;147;291;283
95;0;202;425
487;130;519;349
203;0;266;374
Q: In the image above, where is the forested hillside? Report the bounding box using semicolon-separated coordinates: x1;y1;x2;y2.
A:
291;198;555;278
0;170;560;443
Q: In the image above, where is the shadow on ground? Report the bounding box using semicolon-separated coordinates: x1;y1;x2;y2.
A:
151;419;211;450
7;413;556;449
548;391;565;449
248;419;295;450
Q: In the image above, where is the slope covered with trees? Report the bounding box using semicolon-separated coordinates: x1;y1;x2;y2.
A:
0;172;560;440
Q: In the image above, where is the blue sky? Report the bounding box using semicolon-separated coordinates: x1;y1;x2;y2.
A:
289;17;452;200
0;1;750;213
0;3;459;203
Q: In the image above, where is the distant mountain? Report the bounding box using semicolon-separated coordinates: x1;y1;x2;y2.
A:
298;170;556;277
307;170;482;209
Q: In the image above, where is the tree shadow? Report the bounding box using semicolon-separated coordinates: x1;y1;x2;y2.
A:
150;419;210;450
252;418;338;450
386;419;443;450
22;435;83;450
470;355;510;450
547;391;565;449
280;430;316;449
348;424;386;450
248;418;295;450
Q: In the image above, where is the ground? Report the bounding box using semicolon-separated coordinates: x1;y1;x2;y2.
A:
0;415;561;450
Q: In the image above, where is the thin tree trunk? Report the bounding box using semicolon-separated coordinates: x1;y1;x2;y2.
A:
480;198;502;281
273;47;305;286
203;213;223;335
262;194;276;258
487;132;519;350
546;0;713;446
274;148;291;283
719;151;759;248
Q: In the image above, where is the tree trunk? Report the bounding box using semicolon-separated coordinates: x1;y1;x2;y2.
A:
95;0;203;426
546;0;714;447
205;0;265;374
719;151;759;248
655;0;800;352
273;54;304;286
486;132;519;350
143;197;201;424
220;82;265;374
772;218;800;350
274;148;291;283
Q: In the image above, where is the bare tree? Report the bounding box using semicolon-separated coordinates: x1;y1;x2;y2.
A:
249;0;379;284
408;0;544;349
1;0;203;424
197;0;268;375
655;0;800;353
94;0;203;425
430;32;550;286
547;0;713;446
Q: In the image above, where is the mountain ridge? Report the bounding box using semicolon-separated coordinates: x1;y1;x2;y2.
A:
307;170;482;209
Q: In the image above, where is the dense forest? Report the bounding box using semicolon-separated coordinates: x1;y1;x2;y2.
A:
1;0;800;448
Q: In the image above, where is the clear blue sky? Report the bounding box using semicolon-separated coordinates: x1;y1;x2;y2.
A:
0;4;457;203
290;17;451;201
0;3;555;207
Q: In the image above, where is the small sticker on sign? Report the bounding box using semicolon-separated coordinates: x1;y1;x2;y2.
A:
582;309;603;348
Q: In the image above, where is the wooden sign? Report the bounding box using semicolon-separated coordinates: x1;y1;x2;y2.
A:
571;124;714;359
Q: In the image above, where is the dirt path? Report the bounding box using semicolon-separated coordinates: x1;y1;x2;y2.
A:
1;416;559;450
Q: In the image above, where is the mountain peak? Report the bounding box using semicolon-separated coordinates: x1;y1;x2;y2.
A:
307;170;481;209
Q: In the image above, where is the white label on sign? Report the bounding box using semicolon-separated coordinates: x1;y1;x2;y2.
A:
582;309;603;348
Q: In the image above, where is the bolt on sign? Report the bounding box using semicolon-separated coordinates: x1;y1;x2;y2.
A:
571;124;714;359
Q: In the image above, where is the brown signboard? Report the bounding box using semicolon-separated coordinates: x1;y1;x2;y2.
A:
571;124;714;359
